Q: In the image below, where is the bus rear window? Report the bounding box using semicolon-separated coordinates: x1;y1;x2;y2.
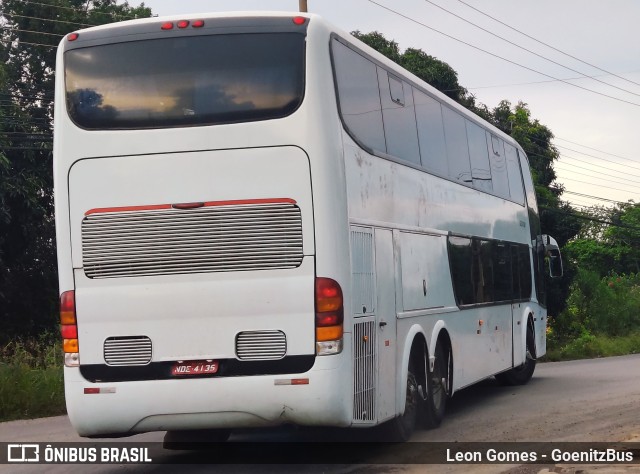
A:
64;33;305;129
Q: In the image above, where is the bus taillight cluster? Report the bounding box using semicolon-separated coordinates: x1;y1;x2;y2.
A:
161;20;205;30
60;291;80;367
315;277;343;355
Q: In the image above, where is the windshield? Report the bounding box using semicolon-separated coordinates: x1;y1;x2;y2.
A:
65;33;305;129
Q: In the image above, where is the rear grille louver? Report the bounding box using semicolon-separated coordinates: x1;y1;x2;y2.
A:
104;336;152;366
353;320;376;422
236;330;287;360
81;202;303;279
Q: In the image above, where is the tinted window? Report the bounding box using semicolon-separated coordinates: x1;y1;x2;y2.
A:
378;69;420;164
466;120;492;192
488;134;510;198
442;107;472;184
473;239;495;304
448;236;474;305
494;242;512;302
414;89;448;175
504;142;525;204
448;235;532;307
66;33;305;129
512;244;533;300
333;40;386;153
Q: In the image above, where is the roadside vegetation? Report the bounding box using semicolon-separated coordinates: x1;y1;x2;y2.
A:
0;336;65;422
545;271;640;361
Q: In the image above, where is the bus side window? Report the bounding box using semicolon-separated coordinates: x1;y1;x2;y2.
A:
493;243;512;302
377;68;420;165
442;107;472;184
504;142;525;205
488;133;510;198
414;88;448;176
332;40;386;154
466;120;493;193
473;239;494;304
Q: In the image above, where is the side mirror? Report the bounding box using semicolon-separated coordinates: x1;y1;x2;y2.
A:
542;235;563;278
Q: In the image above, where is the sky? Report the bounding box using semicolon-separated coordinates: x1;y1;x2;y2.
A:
134;0;640;210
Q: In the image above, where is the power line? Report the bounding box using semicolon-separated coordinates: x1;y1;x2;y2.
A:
555;165;639;187
560;153;640;180
3;13;97;28
463;70;640;91
19;0;144;21
558;189;631;205
554;143;640;171
1;146;52;150
455;0;640;90
423;0;640;99
555;136;639;163
1;39;57;49
540;206;640;232
0;26;64;37
559;155;640;181
557;175;640;194
366;0;640;108
526;134;640;171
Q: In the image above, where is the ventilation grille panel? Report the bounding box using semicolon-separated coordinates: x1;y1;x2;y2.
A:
82;202;303;279
104;336;152;366
350;227;375;315
236;330;287;360
353;319;376;422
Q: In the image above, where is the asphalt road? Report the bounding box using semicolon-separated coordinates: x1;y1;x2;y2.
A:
2;354;640;473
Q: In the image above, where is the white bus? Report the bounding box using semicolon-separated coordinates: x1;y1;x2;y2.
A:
54;11;562;442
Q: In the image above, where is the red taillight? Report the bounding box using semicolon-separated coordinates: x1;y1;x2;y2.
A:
192;20;205;28
60;290;79;366
316;312;342;327
292;16;306;25
60;324;77;339
68;32;79;41
161;22;174;30
60;290;76;324
315;278;343;344
177;20;189;28
315;277;343;314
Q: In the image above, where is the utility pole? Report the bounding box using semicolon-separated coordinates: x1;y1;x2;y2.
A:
299;0;308;12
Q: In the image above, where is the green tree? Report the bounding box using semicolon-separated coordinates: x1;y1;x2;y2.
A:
565;203;640;276
0;1;152;342
605;203;640;273
351;30;491;120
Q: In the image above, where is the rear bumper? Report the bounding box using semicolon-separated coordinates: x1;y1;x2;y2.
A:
65;343;352;437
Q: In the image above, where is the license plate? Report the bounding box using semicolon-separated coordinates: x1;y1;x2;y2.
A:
171;361;219;376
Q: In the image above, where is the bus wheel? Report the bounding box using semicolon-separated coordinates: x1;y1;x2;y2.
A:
382;361;419;441
423;342;450;429
163;428;231;449
496;322;536;386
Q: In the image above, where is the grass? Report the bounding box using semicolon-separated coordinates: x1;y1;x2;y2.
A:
544;331;640;362
0;337;66;422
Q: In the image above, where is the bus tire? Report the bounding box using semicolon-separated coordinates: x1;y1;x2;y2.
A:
423;342;449;429
382;360;419;441
495;322;536;386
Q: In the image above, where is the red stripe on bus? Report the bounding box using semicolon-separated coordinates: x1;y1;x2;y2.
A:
84;198;297;216
85;204;171;215
202;198;297;207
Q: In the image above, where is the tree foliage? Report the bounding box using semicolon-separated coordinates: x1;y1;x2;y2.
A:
566;203;640;276
0;1;152;342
